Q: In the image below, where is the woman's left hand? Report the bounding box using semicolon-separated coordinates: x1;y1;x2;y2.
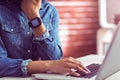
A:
21;0;41;20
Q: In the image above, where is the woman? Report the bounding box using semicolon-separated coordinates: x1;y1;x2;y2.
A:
0;0;90;77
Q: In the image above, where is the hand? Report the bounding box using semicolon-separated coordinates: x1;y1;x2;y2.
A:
21;0;46;37
21;0;42;20
48;57;90;77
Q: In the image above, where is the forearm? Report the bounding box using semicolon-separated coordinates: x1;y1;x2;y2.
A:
32;23;46;37
27;60;50;74
27;57;91;77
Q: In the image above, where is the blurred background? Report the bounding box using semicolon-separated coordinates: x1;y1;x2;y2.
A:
49;0;120;58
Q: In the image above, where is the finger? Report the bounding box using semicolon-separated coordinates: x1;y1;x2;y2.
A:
77;61;91;73
59;67;80;77
66;63;89;74
36;0;41;3
71;59;91;73
67;69;80;77
33;0;41;4
65;57;90;73
79;63;91;73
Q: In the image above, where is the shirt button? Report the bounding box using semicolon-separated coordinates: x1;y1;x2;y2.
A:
11;29;14;32
27;32;30;35
27;50;31;53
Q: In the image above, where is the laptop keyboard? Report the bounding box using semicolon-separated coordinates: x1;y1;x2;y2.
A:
68;63;101;78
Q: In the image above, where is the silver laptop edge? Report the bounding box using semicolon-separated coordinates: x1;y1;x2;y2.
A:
96;24;120;80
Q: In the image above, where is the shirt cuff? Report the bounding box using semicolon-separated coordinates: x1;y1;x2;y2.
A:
21;59;32;77
33;30;49;41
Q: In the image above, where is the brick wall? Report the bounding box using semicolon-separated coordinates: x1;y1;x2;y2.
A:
49;0;100;58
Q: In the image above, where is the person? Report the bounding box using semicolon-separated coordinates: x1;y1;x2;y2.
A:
0;0;90;77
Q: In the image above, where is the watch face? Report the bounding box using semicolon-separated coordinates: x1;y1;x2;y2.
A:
31;19;39;26
29;17;41;28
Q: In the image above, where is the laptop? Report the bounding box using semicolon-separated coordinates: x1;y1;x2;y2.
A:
33;25;120;80
95;24;120;80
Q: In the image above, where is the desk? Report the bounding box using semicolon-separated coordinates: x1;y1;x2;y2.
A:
0;54;104;80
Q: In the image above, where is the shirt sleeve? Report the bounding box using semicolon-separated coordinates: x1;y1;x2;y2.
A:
33;30;49;41
21;59;32;76
32;5;63;60
0;36;31;77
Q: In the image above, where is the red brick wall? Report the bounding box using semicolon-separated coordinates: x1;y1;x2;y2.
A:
49;0;100;58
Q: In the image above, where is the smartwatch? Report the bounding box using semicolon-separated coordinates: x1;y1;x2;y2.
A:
28;17;42;28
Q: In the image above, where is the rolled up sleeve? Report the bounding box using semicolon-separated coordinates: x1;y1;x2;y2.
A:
21;59;32;76
32;6;63;60
0;36;30;77
33;30;49;41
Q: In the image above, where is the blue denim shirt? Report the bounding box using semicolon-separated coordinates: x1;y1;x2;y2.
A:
0;1;63;77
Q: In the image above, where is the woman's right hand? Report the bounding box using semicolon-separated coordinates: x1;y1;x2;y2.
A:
47;57;90;77
27;57;90;77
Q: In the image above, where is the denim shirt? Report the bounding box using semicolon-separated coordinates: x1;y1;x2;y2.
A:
0;1;63;77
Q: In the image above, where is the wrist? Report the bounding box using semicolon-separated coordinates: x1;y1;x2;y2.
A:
27;61;50;74
28;12;40;20
32;24;46;37
28;17;46;37
46;61;58;73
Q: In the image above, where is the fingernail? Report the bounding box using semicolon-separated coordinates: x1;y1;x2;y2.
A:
86;68;91;73
76;73;80;76
84;70;90;74
87;70;91;73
